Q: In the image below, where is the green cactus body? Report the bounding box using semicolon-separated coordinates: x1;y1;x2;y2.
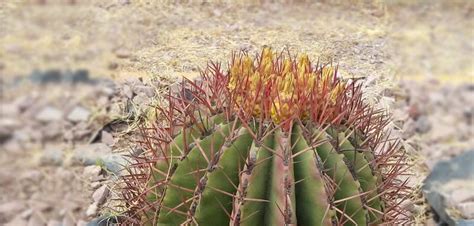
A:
122;48;410;225
145;122;385;225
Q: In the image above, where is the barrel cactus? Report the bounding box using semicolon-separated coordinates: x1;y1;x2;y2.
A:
120;48;410;225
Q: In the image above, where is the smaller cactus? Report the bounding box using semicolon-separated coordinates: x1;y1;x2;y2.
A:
120;48;411;225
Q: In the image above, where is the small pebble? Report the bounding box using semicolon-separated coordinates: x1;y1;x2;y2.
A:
92;184;109;205
27;212;45;226
83;165;102;179
67;106;91;123
47;220;62;226
76;220;88;226
91;181;101;189
86;203;98;217
101;131;115;146
0;201;26;214
20;209;33;219
457;202;474;219
36;106;63;122
5;216;28;226
122;85;134;99
62;215;75;226
39;146;64;166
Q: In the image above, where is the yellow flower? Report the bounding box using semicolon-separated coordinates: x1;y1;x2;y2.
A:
228;48;345;124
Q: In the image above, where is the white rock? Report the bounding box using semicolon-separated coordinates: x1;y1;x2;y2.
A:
0;118;20;129
115;48;131;59
101;131;115;146
28;200;52;212
447;188;474;205
47;220;62;226
132;92;149;106
92;185;109;204
85;203;98;217
457;202;474;219
20;170;43;182
83;165;102;179
0;201;26;214
27;213;45;226
76;220;88;226
1;102;20;116
35;106;63;122
99;84;116;97
72;143;112;166
122;85;133;99
414;116;432;134
39;146;63;166
90;181;101;189
90;174;107;182
20;209;33;219
118;0;130;5
42;122;62;140
5;216;28;226
133;85;155;98
67;106;90;122
61;215;75;226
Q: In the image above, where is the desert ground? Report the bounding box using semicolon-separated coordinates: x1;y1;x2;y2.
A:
0;0;473;225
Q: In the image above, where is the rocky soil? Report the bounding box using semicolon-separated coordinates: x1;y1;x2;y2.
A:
0;71;165;225
1;0;472;225
393;81;474;224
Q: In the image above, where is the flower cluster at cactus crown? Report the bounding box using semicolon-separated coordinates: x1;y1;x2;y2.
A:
196;47;380;133
228;47;344;124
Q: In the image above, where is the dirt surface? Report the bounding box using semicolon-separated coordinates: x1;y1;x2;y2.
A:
0;0;472;225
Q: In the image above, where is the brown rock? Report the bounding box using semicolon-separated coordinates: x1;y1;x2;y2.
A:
108;62;118;70
408;103;422;120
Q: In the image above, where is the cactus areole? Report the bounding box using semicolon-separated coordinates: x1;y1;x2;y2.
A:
121;48;410;225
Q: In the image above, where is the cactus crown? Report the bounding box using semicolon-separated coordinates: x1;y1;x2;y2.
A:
228;47;343;125
120;48;410;225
